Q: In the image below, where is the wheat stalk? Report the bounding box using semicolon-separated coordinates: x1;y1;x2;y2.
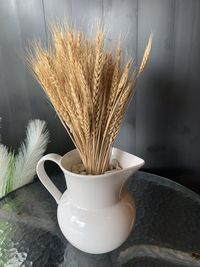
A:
28;24;152;174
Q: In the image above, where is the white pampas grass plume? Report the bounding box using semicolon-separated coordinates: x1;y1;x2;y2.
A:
0;145;9;197
13;120;49;190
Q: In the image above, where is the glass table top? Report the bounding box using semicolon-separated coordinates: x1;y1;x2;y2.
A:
0;171;200;267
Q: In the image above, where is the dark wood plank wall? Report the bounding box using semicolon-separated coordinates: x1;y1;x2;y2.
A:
136;0;176;169
0;0;200;181
167;0;200;175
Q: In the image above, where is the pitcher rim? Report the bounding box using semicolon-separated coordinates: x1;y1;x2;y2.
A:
59;147;145;179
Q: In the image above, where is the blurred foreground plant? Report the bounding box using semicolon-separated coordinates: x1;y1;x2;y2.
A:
0;120;49;198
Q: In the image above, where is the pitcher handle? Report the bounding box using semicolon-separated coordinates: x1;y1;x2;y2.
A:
36;153;63;204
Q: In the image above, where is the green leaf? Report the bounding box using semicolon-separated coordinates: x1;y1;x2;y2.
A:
5;151;16;194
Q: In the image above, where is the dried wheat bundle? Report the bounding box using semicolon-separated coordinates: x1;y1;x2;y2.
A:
28;24;152;175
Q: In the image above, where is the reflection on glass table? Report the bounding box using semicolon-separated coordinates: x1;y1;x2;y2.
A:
0;171;200;267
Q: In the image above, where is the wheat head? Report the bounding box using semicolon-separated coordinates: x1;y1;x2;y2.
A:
28;24;152;174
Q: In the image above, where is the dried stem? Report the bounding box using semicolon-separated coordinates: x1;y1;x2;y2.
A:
28;24;152;174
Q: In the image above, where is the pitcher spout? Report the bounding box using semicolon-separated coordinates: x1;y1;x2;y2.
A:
111;148;145;180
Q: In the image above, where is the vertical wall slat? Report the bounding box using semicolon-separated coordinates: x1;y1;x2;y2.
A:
167;0;200;173
71;0;102;33
0;0;46;149
43;0;72;23
136;0;175;168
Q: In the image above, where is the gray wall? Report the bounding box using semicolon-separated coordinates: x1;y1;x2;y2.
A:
0;0;200;180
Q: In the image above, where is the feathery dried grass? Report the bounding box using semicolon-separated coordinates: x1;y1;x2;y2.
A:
28;24;152;174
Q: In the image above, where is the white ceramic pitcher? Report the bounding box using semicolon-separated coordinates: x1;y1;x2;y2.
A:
36;147;144;254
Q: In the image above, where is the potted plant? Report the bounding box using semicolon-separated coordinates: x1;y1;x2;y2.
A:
29;24;152;254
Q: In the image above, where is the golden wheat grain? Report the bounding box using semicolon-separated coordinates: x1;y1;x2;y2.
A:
28;24;152;174
92;32;104;107
138;33;153;76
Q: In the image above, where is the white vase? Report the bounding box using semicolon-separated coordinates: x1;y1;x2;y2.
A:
36;147;144;254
